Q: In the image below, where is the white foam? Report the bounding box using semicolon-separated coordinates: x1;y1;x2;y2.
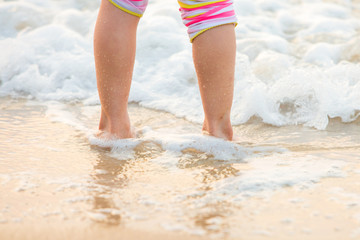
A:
65;196;92;203
0;0;359;129
88;129;346;210
216;155;342;201
89;128;247;162
87;212;108;222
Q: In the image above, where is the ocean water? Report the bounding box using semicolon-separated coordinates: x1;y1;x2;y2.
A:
1;0;360;239
1;0;359;128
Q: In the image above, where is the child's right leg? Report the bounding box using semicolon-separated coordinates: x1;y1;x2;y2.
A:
94;0;142;139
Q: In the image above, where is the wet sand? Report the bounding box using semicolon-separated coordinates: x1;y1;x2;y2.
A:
0;98;360;240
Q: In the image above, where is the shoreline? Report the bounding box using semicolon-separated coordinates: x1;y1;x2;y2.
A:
0;98;360;240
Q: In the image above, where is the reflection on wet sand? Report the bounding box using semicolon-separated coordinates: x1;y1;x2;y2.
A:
179;148;240;184
176;148;242;236
88;137;242;236
88;140;165;225
1;99;360;239
88;150;127;225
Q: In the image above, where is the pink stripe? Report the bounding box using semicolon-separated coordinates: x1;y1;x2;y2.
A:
127;0;147;8
180;0;228;11
184;2;230;21
185;10;235;27
121;0;147;10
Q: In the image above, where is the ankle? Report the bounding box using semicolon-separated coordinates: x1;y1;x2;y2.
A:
202;117;233;141
98;111;134;139
99;122;134;139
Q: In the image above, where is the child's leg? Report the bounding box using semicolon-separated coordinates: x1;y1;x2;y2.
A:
94;0;141;139
179;0;237;140
193;24;236;141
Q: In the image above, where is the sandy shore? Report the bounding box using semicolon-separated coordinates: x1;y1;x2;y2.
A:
0;98;360;240
0;223;205;240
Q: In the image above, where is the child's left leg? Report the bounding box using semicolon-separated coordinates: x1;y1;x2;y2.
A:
192;24;236;141
178;0;238;140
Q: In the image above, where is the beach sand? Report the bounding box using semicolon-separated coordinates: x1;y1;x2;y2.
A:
0;98;360;240
1;0;360;239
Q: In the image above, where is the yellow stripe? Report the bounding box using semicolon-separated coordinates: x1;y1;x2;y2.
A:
178;0;226;9
186;13;203;19
108;0;143;18
190;22;237;43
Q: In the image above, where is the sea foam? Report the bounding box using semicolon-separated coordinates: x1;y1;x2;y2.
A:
0;0;359;129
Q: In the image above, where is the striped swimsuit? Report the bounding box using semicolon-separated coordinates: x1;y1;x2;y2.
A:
108;0;237;42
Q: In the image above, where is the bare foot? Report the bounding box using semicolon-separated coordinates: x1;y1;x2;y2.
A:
97;110;135;139
231;134;241;142
96;127;136;140
202;119;233;141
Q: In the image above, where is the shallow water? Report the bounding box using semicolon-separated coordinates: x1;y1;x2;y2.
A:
1;0;360;239
0;98;360;239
